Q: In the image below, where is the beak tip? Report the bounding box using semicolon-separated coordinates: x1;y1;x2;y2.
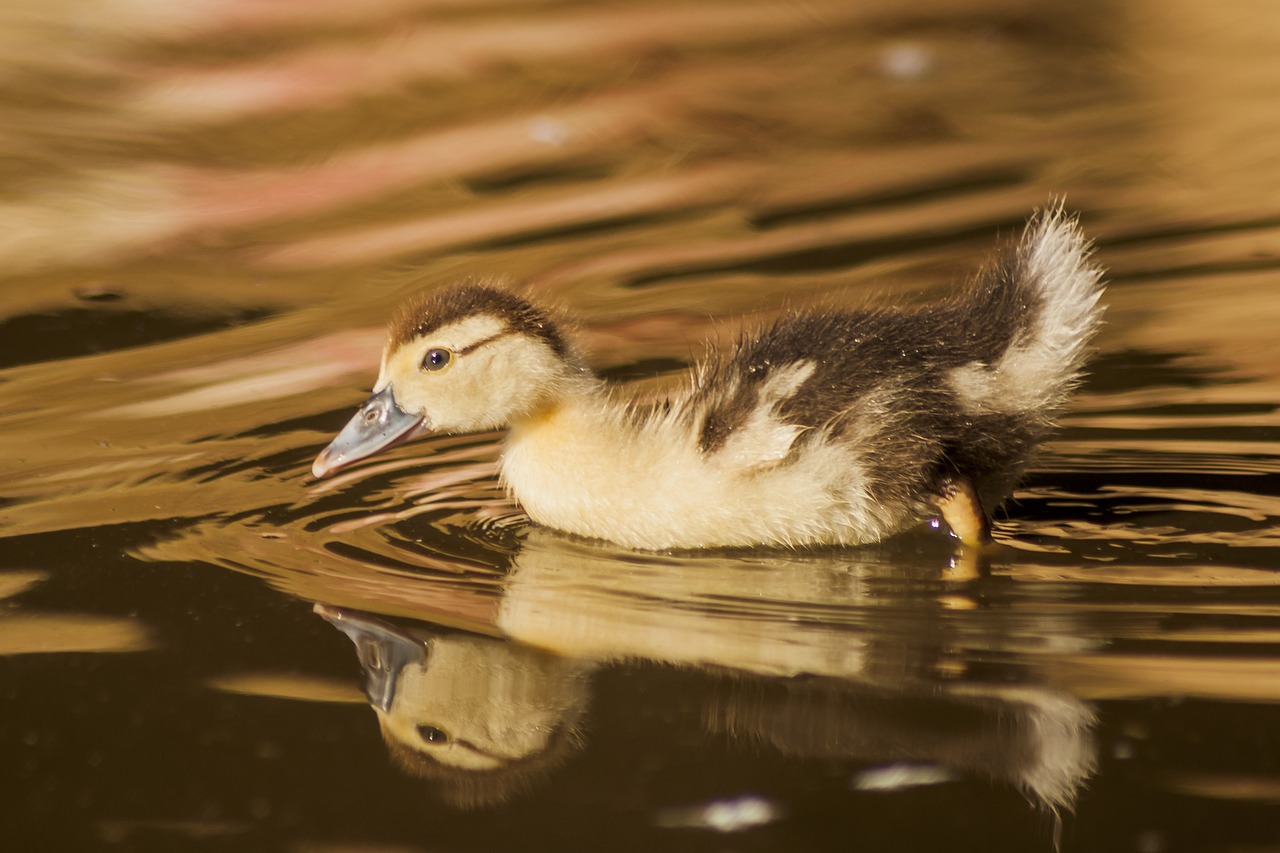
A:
311;450;337;479
314;602;341;620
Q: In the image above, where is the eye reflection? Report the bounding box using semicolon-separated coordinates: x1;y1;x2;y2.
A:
418;725;450;744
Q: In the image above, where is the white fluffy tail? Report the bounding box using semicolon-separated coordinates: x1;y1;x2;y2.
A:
950;206;1106;416
1019;205;1106;386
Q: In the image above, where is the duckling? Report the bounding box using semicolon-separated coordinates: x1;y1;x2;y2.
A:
312;207;1104;551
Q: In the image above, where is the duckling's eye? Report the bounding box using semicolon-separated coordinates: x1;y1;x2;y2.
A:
421;348;453;372
417;725;449;744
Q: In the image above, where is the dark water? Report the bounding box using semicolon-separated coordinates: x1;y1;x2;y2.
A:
2;1;1280;850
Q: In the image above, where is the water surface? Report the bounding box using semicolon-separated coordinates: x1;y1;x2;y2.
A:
2;1;1279;850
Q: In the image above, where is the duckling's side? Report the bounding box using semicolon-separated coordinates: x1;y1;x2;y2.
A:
503;208;1104;550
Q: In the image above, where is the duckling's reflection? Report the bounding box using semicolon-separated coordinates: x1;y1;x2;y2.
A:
315;529;1097;815
318;605;590;809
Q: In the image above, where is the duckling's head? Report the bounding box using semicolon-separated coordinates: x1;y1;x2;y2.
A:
313;283;581;479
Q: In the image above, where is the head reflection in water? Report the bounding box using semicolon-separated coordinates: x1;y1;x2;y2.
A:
317;605;590;809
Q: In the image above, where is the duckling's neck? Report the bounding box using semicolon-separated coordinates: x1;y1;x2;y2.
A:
500;375;684;546
511;371;608;428
505;373;613;460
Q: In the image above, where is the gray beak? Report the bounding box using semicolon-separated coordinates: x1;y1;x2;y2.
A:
312;385;424;478
315;605;426;714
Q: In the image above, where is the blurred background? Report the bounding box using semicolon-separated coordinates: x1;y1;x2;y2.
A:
1;1;1279;850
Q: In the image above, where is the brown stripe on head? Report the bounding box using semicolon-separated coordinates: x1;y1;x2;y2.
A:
388;281;572;358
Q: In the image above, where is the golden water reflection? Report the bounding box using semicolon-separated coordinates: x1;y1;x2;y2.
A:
304;534;1099;814
2;0;1280;847
0;612;152;656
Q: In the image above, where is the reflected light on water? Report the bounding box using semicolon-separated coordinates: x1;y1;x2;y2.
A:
0;0;1279;850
